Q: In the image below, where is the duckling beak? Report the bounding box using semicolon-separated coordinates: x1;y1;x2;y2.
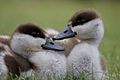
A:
41;38;64;51
53;26;76;40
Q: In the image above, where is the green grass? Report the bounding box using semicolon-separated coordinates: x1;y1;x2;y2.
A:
0;0;120;80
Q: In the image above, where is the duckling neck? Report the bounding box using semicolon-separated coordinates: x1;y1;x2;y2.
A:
80;38;101;47
29;50;64;68
28;51;51;70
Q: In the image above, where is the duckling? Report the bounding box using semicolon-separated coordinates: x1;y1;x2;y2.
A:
10;23;66;80
53;9;107;80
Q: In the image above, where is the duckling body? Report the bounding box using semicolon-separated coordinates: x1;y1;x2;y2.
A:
67;41;103;80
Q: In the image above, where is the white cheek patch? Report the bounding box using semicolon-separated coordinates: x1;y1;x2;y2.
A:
11;33;46;54
71;18;103;39
72;18;102;33
35;38;46;46
14;33;46;46
71;25;82;34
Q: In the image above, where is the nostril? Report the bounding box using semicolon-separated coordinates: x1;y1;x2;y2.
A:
50;42;54;45
64;30;68;33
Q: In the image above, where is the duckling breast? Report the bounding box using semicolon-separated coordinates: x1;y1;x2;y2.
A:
29;51;66;80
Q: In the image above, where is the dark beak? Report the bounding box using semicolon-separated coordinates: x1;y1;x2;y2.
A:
53;26;76;40
41;38;64;51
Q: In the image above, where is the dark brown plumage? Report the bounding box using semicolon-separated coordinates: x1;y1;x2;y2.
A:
69;9;99;26
13;23;46;39
4;55;20;77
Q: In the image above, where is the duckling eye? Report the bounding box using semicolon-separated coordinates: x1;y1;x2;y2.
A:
77;20;81;23
31;32;40;38
31;32;38;35
81;19;86;23
79;19;86;25
74;19;86;26
31;32;37;34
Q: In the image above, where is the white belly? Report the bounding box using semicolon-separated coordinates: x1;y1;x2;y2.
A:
67;43;104;80
30;51;66;80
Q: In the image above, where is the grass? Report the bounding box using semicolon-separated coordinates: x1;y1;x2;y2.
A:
0;0;120;80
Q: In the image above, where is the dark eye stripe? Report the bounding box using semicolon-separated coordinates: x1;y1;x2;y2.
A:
16;23;46;39
30;32;41;38
72;17;93;27
70;9;99;27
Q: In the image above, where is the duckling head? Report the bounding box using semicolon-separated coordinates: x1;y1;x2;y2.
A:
10;23;64;59
53;9;104;44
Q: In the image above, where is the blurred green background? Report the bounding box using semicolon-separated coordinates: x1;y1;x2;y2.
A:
0;0;120;78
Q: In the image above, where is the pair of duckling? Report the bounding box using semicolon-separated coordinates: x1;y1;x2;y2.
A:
0;9;107;80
